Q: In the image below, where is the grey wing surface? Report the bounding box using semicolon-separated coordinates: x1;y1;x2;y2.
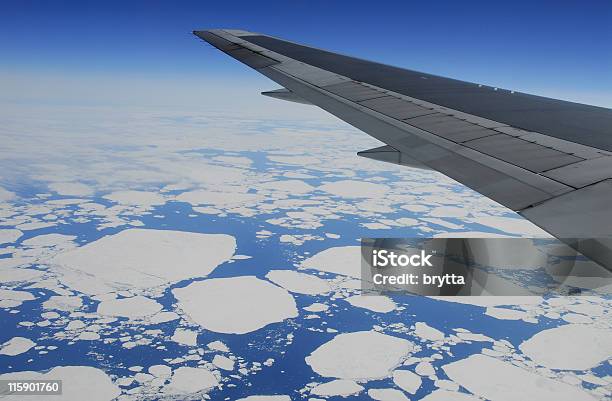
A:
194;29;612;270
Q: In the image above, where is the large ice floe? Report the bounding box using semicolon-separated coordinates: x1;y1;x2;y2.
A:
344;295;397;313
103;190;166;208
97;295;162;318
305;330;413;380
265;269;331;295
300;246;362;278
443;354;597;401
420;389;481;401
519;324;612;370
172;276;298;334
0;229;23;245
236;396;291;401
50;228;235;295
319;180;390;198
311;379;364;397
392;369;422;394
0;337;36;356
163;366;219;394
413;322;445;342
0;289;35;308
368;388;410;401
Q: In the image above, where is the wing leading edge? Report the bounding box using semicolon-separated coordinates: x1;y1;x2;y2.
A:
194;29;612;270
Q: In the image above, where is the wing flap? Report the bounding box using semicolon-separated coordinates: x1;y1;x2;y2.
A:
463;134;584;173
542;157;612;188
358;96;436;120
357;145;432;170
405;113;498;143
261;88;312;105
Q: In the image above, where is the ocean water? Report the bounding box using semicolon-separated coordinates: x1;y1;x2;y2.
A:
0;117;610;400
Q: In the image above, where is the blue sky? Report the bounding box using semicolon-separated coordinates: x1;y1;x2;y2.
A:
1;0;611;109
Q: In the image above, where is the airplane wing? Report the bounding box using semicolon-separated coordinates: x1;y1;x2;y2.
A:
194;29;612;270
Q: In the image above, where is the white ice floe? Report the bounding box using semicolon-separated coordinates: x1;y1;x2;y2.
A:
566;302;605;317
66;320;85;330
319;180;390;198
213;155;252;166
148;364;172;378
172;276;297;334
368;388;410;401
134;372;154;383
279;233;321;246
434;380;458;391
149;311;180;324
51;229;235;294
362;222;392;230
103;190;165;207
0;229;22;244
303;303;329;313
16;221;55;231
42;295;82;311
175;189;263;210
164;366;218;394
265;269;331;295
345;295;396;313
21;233;76;248
415;361;435;376
232;254;252;260
306;331;413;380
0;366;120;401
0;187;15;201
48;182;93;196
420;389;481;401
430;206;469;218
97;295;162;318
193;206;223;215
0;337;36;356
443;354;596;401
420;217;463;230
455;332;493;342
301;246;362;278
519;324;612;370
0;266;45;284
414;322;445;342
485;307;530;321
311;379;364;397
171;328;198;346
392;369;422;394
207;340;230;353
78;332;100;341
0;289;35;308
258;180;314;194
213;354;235;371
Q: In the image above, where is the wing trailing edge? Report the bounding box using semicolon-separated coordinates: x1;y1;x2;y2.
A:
261;88;312;105
358;145;432;171
194;29;612;271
